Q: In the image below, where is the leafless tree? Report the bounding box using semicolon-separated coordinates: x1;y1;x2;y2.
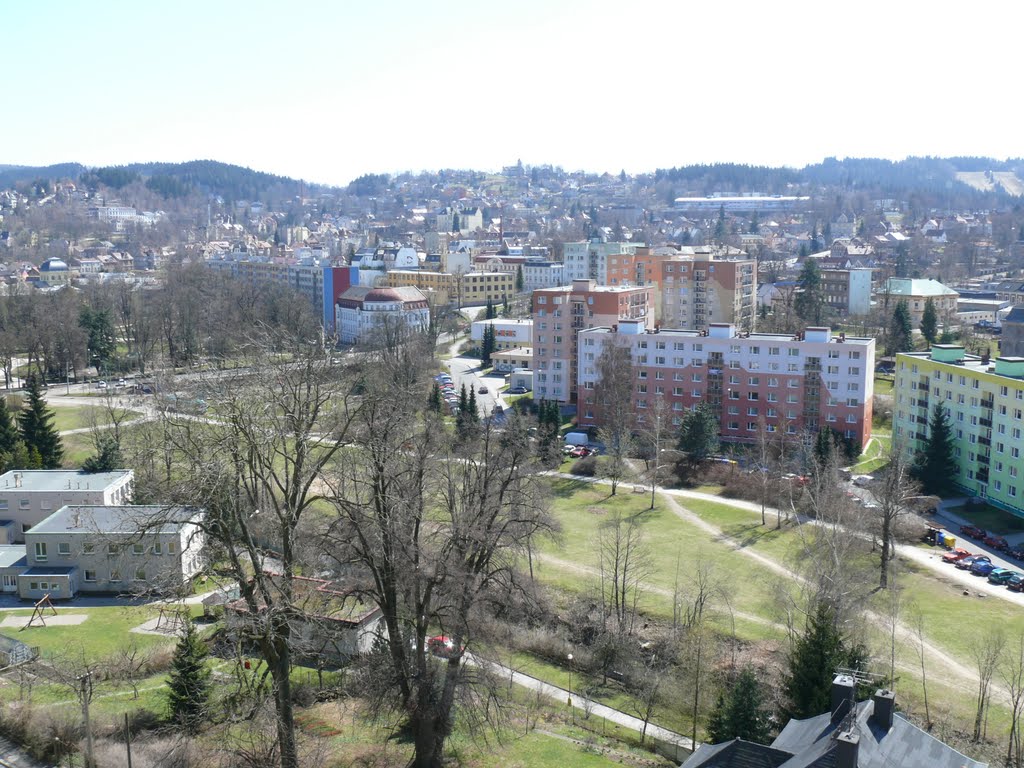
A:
867;440;921;589
153;335;360;768
908;603;932;730
639;396;674;510
971;629;1006;743
324;339;554;768
1003;632;1024;767
597;510;650;636
594;338;635;496
628;653;665;745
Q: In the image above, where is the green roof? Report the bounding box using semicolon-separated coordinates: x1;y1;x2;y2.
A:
883;278;958;297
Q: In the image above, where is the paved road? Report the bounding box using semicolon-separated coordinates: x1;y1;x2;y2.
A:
0;735;47;767
469;654;694;753
445;355;509;420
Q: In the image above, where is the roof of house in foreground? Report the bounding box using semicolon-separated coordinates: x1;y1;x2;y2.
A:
27;505;201;536
0;470;132;493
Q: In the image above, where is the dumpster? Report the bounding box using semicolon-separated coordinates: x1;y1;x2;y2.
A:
936;531;946;547
944;534;956;549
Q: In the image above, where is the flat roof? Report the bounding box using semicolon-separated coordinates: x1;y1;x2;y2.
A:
27;505;201;536
0;470;132;493
20;566;76;577
581;327;874;344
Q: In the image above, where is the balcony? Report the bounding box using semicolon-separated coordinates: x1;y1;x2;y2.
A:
981;398;995;410
979;417;992;427
979;436;991;446
977;469;990;483
978;454;991;465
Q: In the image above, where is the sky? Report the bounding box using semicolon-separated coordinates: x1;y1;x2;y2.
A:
4;0;1022;186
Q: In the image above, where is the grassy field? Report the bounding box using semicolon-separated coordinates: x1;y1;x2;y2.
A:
50;404;141;433
950;503;1024;535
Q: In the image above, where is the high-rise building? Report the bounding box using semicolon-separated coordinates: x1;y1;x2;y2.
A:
658;255;757;331
578;322;874;449
894;345;1024;515
821;268;873;316
532;280;653;404
562;240;640;284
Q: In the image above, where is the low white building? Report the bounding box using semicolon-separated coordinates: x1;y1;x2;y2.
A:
0;470;134;541
336;286;431;345
20;504;205;600
470;318;533;350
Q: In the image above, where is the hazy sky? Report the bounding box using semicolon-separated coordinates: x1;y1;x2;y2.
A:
5;0;1020;185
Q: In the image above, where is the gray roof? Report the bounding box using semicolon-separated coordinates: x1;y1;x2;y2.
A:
27;505;202;536
883;277;958;298
0;470;132;493
684;699;986;768
0;546;26;569
1006;306;1024;325
21;566;76;576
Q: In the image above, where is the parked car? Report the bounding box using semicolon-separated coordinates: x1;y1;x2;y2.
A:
427;635;463;659
957;555;991;570
569;446;592;458
96;380;108;389
985;534;1010;552
1007;547;1024;562
508;386;528;395
941;548;973;564
989;568;1022;585
478;385;488;394
852;474;874;487
960;525;987;540
971;559;999;576
1008;574;1024;592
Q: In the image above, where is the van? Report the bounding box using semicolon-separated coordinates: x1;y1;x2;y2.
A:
564;431;589;446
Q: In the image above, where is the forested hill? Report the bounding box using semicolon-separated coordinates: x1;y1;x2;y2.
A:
0;160;331;205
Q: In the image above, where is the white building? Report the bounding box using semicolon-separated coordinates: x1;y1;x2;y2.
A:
562;240;639;284
20;504;205;600
521;261;566;291
0;470;134;541
470;318;533;350
336;286;431;345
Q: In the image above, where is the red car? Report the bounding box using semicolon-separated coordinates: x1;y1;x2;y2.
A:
985;535;1010;552
942;548;972;564
960;525;987;540
569;446;592;458
427;635;464;659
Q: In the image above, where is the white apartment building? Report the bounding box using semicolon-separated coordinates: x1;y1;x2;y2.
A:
562;240;639;284
521;262;566;291
0;470;134;541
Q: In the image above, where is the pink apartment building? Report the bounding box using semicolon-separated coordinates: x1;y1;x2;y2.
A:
577;322;875;449
532;280;653;404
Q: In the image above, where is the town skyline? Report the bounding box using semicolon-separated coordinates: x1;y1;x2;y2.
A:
7;0;1023;186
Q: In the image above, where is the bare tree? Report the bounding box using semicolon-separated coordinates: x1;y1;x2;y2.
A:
325;340;554;768
868;440;920;589
971;630;1006;743
908;603;932;730
597;510;650;636
155;336;360;768
1003;632;1024;767
594;338;635;496
639;395;674;510
628;653;665;745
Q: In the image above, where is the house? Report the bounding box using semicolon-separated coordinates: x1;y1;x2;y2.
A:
683;675;985;768
20;505;205;600
877;278;959;327
0;470;134;542
226;574;384;663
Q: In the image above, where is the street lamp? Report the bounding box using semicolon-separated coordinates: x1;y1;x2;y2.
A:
567;652;574;725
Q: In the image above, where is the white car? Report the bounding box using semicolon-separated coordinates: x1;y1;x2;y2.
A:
96;380;108;389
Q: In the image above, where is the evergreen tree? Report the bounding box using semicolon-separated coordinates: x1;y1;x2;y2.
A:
809;224;822;253
793;259;825;325
784;602;859;720
82;435;124;473
485;300;496;320
458;383;468;414
714;205;727;242
706;666;773;744
912;403;958;495
920;298;938;346
167;619;212;734
887;300;914;355
467;388;478;422
481;324;496;367
0;398;19;455
515;265;525;293
536;399;562;467
678;403;719;464
427;381;443;414
79;306;117;369
18;375;63;469
894;243;910;278
451;211;460;233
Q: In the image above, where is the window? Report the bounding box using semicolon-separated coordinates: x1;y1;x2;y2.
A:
110;569;121;582
769;347;780;355
168;541;177;555
747;407;759;416
82;543;94;555
57;542;70;556
84;570;97;582
108;544;121;556
134;568;146;581
1014;447;1021;459
19;499;29;509
828;350;840;359
132;543;144;555
34;543;46;562
788;348;799;357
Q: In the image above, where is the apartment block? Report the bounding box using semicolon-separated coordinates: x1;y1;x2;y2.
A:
821;268;872;316
385;270;514;308
658;256;757;331
894;346;1024;515
578;322;874;448
532;280;653;404
521;261;565;291
562;240;640;284
0;470;134;541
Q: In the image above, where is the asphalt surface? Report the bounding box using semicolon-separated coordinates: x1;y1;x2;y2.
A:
444;355;509;420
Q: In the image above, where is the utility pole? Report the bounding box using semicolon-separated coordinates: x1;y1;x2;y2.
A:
124;712;133;768
79;672;94;768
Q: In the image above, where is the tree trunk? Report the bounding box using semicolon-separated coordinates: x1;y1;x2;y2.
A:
879;527;891;589
268;639;298;768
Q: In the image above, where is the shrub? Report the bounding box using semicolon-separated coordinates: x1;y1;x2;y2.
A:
571;455;598;476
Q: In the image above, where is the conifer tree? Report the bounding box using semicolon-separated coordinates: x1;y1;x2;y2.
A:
920;297;938;346
167;619;212;734
707;666;773;744
428;381;443;413
887;300;913;355
18;375;63;469
784;602;855;720
515;265;525;293
0;398;20;472
794;259;825;325
911;403;958;495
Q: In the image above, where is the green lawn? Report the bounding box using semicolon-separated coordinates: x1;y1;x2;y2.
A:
874;375;894;395
50;404;140;433
949;503;1024;535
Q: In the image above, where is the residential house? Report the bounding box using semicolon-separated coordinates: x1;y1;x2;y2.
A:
878;278;959;327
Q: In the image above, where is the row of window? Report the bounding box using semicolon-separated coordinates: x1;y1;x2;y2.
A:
33;540;177;562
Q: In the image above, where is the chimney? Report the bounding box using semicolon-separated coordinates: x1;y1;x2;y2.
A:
14;473;21;488
835;731;859;768
831;674;855;724
982;349;991;365
871;688;894;731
